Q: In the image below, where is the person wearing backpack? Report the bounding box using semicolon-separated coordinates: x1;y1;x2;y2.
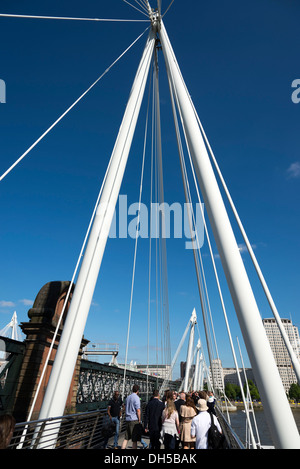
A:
190;399;222;449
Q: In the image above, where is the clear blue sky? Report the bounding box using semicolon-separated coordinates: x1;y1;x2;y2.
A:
0;0;299;380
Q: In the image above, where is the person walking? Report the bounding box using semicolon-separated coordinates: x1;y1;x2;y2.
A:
104;390;124;449
144;389;165;450
190;398;222;449
174;391;186;416
207;391;216;415
180;396;197;449
121;384;141;449
160;398;180;450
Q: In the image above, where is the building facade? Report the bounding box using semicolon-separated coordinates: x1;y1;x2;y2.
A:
262;318;300;392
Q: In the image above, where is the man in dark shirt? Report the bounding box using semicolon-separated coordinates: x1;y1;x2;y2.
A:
175;391;186;417
144;389;165;450
105;390;124;448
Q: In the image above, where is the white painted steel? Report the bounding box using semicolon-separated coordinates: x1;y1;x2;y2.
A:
183;308;197;392
37;28;156;437
159;20;300;449
193;339;201;391
159;312;192;394
198;355;204;391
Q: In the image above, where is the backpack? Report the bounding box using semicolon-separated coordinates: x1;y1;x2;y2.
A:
207;413;226;449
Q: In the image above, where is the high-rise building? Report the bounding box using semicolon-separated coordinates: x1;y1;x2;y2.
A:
262;318;300;392
209;359;224;392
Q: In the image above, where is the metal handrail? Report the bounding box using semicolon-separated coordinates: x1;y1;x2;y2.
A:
215;406;245;449
8;409;109;449
7;404;244;449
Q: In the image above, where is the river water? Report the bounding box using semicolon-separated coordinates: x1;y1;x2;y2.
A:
228;408;300;447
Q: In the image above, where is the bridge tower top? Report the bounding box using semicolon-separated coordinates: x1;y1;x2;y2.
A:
0;311;22;341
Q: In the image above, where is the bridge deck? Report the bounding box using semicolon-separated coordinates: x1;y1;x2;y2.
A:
105;431;159;450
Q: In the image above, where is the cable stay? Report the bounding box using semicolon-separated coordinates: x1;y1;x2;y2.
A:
153;46;172;369
0;26;150;183
122;39;172;400
167;67;232;399
165;55;256;435
0;13;149;22
121;58;153;400
190;104;300;385
163;28;259;446
236;337;262;449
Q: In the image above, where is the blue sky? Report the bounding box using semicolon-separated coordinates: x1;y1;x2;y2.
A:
0;0;299;380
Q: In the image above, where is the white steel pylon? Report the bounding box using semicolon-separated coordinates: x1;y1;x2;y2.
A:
159;308;196;395
193;339;201;391
0;311;22;341
182;308;197;392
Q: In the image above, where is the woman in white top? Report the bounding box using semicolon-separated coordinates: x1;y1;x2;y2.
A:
160;399;180;449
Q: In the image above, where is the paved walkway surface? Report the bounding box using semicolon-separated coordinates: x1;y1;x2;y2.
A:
105;431;152;449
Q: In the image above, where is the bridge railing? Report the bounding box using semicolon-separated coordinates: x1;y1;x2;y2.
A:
7;405;245;449
215;406;245;449
8;409;109;449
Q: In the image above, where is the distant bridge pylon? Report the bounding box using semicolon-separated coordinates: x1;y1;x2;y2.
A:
0;311;22;341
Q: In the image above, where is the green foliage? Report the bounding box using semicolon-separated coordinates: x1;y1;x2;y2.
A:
225;382;240;400
244;380;260;400
288;383;300;400
225;380;260;401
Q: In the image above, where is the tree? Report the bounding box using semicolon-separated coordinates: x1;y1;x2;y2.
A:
244;380;260;400
288;383;300;401
225;382;240;400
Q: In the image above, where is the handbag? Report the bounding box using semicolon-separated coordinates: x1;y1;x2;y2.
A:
207;413;226;449
132;422;143;441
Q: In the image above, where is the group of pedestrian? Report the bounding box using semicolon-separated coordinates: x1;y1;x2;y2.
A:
102;385;147;449
103;384;222;450
154;388;221;450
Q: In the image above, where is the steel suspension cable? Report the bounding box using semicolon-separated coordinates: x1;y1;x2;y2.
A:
131;0;150;15
0;26;150;182
121;0;149;17
122;65;152;400
154;53;172;369
189;99;300;384
163;44;258;442
166;66;218;386
0;12;149;22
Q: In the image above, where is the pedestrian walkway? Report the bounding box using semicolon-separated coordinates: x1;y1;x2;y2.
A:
106;431;151;449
